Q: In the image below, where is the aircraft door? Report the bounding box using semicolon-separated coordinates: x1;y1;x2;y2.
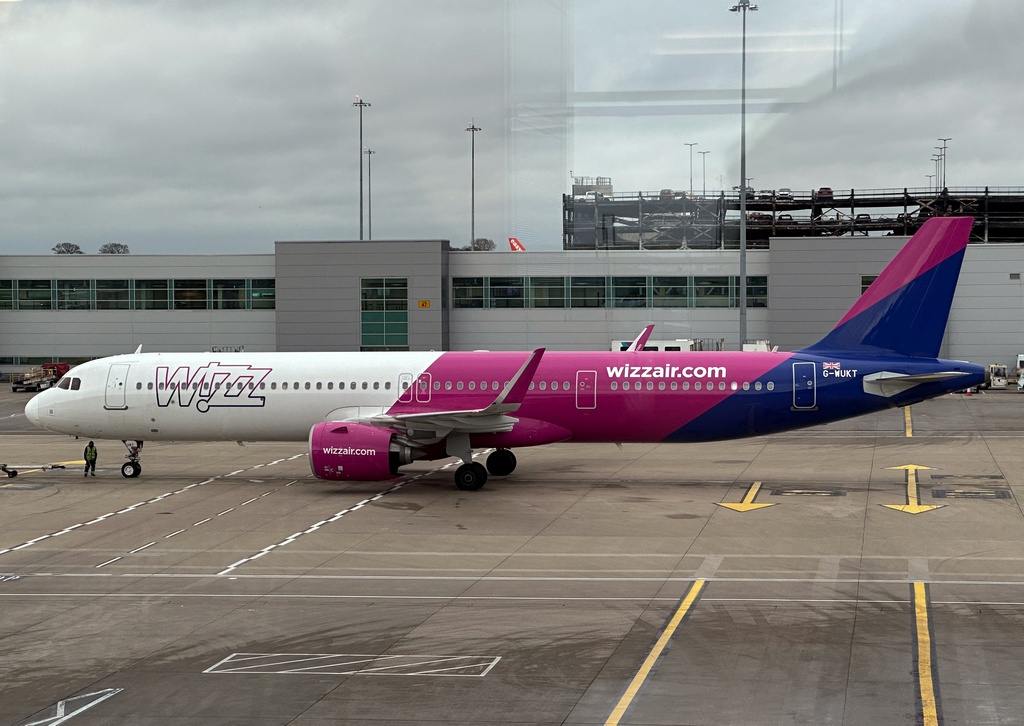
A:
415;373;432;403
576;370;597;410
398;373;414;403
792;361;817;410
104;363;131;410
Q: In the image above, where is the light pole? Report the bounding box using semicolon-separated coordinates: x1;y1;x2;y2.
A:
466;119;481;248
730;0;757;348
699;150;710;197
365;148;375;240
926;174;935;191
352;95;371;240
938;137;951;188
685;142;698;195
932;153;942;192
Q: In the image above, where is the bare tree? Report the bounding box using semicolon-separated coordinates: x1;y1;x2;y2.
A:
99;242;131;254
52;242;84;254
471;238;496;251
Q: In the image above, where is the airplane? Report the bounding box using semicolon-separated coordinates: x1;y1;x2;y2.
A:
25;216;985;491
509;237;526;251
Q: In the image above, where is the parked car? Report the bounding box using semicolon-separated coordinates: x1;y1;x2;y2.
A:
777;213;794;222
776;188;793;200
757;189;774;200
659;188;676;200
816;187;834;201
855;213;871;222
733;185;755;199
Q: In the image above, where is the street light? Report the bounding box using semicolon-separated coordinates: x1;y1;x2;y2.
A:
352;95;371;241
730;0;757;348
364;148;375;241
466;119;481;248
685;142;698;195
926;174;935;191
938;137;951;188
699;150;710;197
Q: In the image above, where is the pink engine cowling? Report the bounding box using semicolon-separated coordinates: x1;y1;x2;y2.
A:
309;422;411;481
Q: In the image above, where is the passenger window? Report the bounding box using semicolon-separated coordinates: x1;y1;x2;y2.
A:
528;382;535;390
682;381;689;391
730;382;738;391
338;382;344;390
134;382;141;390
492;381;499;391
327;382;333;390
563;381;570;391
375;382;381;390
385;382;391;390
695;382;702;391
658;381;665;391
670;381;677;391
719;382;726;391
767;382;775;391
457;381;464;390
623;381;630;391
646;381;653;391
293;382;299;389
469;381;476;391
610;381;618;391
362;382;368;390
538;381;546;391
147;382;153;390
271;382;277;390
316;382;322;390
432;381;439;391
305;382;311;390
754;382;762;391
445;381;453;390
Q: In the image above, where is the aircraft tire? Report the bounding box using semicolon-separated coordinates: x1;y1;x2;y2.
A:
455;462;487;491
486;449;517;477
121;461;141;478
7;470;17;478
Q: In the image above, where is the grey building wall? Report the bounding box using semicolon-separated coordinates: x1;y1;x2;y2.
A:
769;235;1024;369
0;254;276;362
274;240;449;352
769;236;906;353
448;248;772;351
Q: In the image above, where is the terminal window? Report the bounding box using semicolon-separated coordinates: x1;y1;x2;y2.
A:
361;277;409;351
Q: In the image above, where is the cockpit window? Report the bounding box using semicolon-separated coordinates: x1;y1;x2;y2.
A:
70;378;81;391
58;377;71;390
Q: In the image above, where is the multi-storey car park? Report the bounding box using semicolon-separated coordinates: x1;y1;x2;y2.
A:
563;184;1024;249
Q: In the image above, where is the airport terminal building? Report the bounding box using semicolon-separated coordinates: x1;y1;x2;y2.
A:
2;228;1024;376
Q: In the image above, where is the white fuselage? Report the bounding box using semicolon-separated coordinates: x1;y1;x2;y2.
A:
26;352;442;441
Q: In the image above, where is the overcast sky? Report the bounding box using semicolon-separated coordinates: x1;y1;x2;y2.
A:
0;0;1015;254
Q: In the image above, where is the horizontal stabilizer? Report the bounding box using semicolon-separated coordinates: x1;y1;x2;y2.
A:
863;370;973;398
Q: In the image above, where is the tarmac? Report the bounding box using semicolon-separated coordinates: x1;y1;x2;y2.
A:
2;386;1024;725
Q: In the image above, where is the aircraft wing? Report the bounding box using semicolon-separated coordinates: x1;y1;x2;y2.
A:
363;348;545;442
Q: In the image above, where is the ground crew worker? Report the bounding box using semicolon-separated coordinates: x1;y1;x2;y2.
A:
83;441;97;476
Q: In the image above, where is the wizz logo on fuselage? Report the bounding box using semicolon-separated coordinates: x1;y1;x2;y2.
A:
155;363;272;412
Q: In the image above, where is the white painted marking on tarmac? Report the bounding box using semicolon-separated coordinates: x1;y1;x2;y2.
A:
239;497;259;506
216;453;487;576
203;652;500;677
164;529;185;538
95;557;121;568
22;687;123;725
216;508;234;516
128;542;156;554
193;518;211;526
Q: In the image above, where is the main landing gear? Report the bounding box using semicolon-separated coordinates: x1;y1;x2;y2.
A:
453;448;518;491
121;440;143;478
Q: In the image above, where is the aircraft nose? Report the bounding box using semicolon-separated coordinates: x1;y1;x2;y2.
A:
24;395;40;427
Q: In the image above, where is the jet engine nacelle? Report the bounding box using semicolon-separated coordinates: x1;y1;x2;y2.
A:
309;422;414;481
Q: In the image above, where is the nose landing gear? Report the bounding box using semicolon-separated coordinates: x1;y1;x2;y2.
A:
121;440;143;478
